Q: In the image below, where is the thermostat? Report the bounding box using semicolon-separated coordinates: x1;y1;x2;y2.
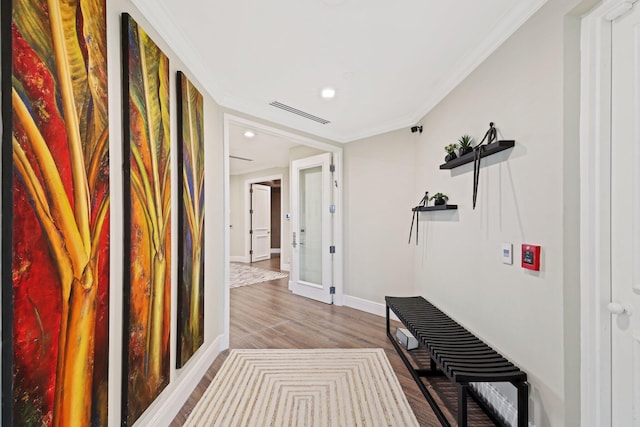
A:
502;243;513;265
521;244;541;271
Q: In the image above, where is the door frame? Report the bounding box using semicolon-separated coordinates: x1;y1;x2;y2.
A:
223;113;344;335
245;176;280;263
580;1;637;425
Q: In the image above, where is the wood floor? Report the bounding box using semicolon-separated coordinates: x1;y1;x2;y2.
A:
171;257;496;426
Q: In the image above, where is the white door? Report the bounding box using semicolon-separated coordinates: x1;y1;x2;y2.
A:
611;3;640;425
251;183;271;262
290;153;333;304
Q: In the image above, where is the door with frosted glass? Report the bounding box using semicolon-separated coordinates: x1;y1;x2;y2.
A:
291;153;332;303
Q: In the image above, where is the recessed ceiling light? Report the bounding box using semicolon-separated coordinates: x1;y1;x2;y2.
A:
321;87;336;99
244;130;255;138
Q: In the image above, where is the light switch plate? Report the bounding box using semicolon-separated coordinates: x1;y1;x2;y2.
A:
502;243;513;264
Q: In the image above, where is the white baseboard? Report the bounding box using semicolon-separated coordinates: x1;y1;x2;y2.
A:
270;248;281;254
230;255;248;263
342;294;399;322
280;262;290;272
136;334;226;426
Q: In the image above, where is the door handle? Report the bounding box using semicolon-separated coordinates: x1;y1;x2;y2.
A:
607;302;633;316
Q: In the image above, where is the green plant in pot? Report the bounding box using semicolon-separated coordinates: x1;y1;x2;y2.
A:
444;143;458;162
430;192;449;206
458;135;474;156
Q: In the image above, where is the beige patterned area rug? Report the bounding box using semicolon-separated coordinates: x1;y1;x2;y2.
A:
184;349;419;427
230;262;288;288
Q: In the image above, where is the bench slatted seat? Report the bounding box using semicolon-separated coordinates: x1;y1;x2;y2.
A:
386;296;528;427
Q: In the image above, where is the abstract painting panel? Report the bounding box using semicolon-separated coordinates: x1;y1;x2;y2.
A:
176;71;205;368
121;13;171;426
2;0;110;425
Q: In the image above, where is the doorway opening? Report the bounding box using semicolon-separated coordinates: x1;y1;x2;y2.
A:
244;176;282;266
223;113;344;341
252;180;281;260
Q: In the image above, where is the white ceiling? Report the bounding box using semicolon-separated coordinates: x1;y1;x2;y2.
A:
228;122;300;175
133;0;547;143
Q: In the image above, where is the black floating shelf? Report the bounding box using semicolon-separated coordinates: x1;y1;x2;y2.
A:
412;204;458;212
439;140;515;170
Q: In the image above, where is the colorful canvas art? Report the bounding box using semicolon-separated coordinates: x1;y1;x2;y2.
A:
1;0;110;425
176;71;205;368
121;13;171;425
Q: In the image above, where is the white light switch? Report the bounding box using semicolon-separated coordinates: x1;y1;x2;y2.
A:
502;243;513;265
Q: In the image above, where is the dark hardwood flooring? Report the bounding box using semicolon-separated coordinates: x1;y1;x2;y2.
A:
171;256;495;426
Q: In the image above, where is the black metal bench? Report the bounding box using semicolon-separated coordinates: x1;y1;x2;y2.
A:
386;296;528;427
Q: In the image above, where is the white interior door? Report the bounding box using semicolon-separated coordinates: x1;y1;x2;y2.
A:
611;3;640;425
251;183;271;262
290;153;333;304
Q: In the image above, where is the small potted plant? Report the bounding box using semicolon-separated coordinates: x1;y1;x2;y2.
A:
458;135;474;157
444;144;458;162
430;193;449;206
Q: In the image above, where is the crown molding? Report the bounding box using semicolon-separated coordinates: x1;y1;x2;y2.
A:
213;0;549;143
131;0;549;144
407;0;550;128
130;0;230;104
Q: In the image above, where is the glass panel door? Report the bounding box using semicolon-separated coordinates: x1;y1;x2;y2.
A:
299;166;322;284
290;153;332;304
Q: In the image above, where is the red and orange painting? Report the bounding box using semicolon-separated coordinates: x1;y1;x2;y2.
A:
2;0;110;425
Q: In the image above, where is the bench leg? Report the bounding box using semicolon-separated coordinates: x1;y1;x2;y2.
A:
386;304;450;426
517;381;529;427
386;305;390;335
457;383;468;427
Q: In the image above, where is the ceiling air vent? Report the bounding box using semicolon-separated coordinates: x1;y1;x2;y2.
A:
229;155;253;162
269;101;330;125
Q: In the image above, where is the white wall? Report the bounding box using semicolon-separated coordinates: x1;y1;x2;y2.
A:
0;2;226;425
342;0;589;425
343;132;419;302
229;174;244;259
108;3;227;425
290;145;325;161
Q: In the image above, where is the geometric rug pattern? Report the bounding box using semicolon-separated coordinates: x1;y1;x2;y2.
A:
184;349;419;426
230;262;288;288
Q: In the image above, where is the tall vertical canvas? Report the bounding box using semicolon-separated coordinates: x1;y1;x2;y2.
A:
176;71;205;368
121;13;171;425
1;0;110;425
